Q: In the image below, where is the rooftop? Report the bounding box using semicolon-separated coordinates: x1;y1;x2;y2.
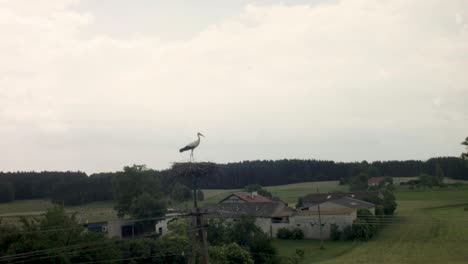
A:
220;192;273;203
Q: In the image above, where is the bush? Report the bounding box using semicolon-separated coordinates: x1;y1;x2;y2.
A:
290;229;304;240
276;228;303;240
351;219;373;241
276;228;292;239
342;226;354;240
330;224;341;240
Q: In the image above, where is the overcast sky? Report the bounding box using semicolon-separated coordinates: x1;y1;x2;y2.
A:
1;0;467;173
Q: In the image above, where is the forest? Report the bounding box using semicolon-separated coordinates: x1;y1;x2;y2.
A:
0;156;467;204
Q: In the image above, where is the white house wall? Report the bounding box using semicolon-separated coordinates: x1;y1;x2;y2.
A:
291;212;356;240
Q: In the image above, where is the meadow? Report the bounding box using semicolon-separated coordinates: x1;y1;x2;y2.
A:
270;187;468;264
1;181;467;263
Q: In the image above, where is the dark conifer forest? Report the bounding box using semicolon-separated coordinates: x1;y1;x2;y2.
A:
0;157;467;204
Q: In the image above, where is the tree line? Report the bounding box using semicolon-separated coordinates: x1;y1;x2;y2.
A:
1;156;467;204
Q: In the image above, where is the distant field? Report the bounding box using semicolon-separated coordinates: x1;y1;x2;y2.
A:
265;181;346;205
0;200;117;224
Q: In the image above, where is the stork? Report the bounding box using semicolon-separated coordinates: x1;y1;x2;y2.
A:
179;132;204;161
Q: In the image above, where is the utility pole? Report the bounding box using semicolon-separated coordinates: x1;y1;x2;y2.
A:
318;203;324;249
188;164;210;264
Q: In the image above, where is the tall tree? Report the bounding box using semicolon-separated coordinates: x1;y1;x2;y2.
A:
462;137;468;160
113;165;166;218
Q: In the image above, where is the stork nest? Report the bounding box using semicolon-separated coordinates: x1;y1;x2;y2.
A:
170;162;219;178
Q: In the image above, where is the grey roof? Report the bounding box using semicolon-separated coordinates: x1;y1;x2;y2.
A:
302;191;380;204
329;197;375;209
202;202;294;218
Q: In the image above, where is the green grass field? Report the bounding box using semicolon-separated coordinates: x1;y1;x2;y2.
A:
0;200;117;224
1;181;467;263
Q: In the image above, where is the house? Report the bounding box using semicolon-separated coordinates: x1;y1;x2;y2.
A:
302;196;376;214
203;190;375;240
219;192;273;204
368;177;386;186
84;219;142;239
291;209;356;239
301;191;382;208
203;201;295;237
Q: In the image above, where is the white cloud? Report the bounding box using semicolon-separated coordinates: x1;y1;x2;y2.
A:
0;0;467;172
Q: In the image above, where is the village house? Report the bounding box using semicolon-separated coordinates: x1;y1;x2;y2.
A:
301;191;382;208
301;196;376;215
368;177;386;186
203;191;376;240
85;212;184;239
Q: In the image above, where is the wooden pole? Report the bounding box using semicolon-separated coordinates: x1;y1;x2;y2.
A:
197;208;209;264
318;203;324;249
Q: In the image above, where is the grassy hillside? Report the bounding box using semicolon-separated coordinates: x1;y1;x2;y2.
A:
0;200;117;224
319;188;468;264
1;181;467;263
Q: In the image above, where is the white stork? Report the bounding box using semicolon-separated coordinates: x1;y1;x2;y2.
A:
179;132;204;161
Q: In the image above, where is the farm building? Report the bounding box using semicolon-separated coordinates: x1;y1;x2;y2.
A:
301;196;376;215
203;191;375;240
219;191;273;203
368;177;386;186
301;191;382;208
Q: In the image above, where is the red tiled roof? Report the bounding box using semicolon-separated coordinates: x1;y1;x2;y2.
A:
368;177;386;184
227;192;273;203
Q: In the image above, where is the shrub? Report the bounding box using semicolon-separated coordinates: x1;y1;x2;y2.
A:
290;229;304;240
276;228;304;240
330;224;341;240
342;225;354;240
351;219;373;241
277;228;292;239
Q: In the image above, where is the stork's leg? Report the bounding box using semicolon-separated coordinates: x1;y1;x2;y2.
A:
190;150;194;162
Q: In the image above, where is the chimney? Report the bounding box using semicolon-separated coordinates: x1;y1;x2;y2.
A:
252;191;258;198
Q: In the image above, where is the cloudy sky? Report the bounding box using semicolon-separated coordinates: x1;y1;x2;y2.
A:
1;0;467;173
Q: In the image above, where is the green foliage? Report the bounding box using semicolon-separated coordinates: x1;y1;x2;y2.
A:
0;182;15;203
113;165;166;218
277;228;304;240
244;184;272;198
207;216;279;264
367;166;381;178
170;183;192;201
153;219;190;264
350;219;373;241
129;192;166;219
349;173;369;191
209;243;254;264
0;205;121;263
341;208;381;241
290;229;304;240
330;224;341;241
435;163;445;184
207;218;230;246
197;189;205;201
462;137;468;160
382;190;397;215
296;197;303;208
277;228;291;239
418;173;442;188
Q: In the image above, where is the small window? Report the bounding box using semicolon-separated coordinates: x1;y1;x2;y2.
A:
297;224;301;227
158;227;163;234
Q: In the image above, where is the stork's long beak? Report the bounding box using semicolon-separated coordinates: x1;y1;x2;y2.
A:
200;133;205;137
